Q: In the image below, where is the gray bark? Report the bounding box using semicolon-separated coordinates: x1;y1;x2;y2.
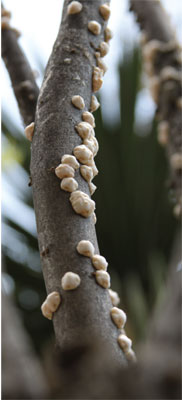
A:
58;234;181;399
1;4;39;126
31;0;126;367
130;0;182;211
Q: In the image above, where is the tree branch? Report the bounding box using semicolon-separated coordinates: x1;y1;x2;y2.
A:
1;4;39;126
31;0;126;368
130;0;182;217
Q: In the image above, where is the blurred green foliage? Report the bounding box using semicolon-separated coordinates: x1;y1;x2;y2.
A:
2;45;178;353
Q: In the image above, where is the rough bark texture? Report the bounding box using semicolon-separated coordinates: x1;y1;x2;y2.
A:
56;235;181;399
2;292;49;399
1;4;39;126
130;0;182;213
31;0;126;367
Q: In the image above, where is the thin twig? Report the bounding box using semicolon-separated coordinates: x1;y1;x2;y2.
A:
1;3;39;126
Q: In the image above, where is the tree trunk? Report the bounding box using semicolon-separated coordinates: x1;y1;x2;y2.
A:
31;0;126;367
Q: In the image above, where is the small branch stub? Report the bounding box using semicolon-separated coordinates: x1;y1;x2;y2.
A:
61;272;81;290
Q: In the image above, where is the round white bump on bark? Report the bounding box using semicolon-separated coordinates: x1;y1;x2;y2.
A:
99;41;109;57
2;9;11;18
46;292;61;312
84;136;99;157
89;182;97;195
72;95;85;109
93;212;97;224
75;121;94;139
73;144;93;164
177;97;182;109
41;291;61;320
67;1;83;15
77;240;95;258
80;165;94;182
1;17;10;29
88;20;101;35
92;67;104;92
61;154;80;170
111;307;127;329
99;3;111;20
61;272;81;290
83;138;95;155
170;153;182;170
95;270;110;288
104;27;113;42
41;302;52;320
173;203;182;218
61;177;78;192
160;66;181;82
157;121;169;146
82;111;95;127
70;190;95;217
149;76;160;103
25;122;34;142
92;254;108;270
90;95;100;112
108;289;120;307
55;163;75;179
142;40;162;63
96;55;108;74
125;349;137;363
91;160;99;177
118;334;132;352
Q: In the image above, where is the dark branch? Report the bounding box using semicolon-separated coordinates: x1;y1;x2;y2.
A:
130;0;182;217
1;4;39;126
